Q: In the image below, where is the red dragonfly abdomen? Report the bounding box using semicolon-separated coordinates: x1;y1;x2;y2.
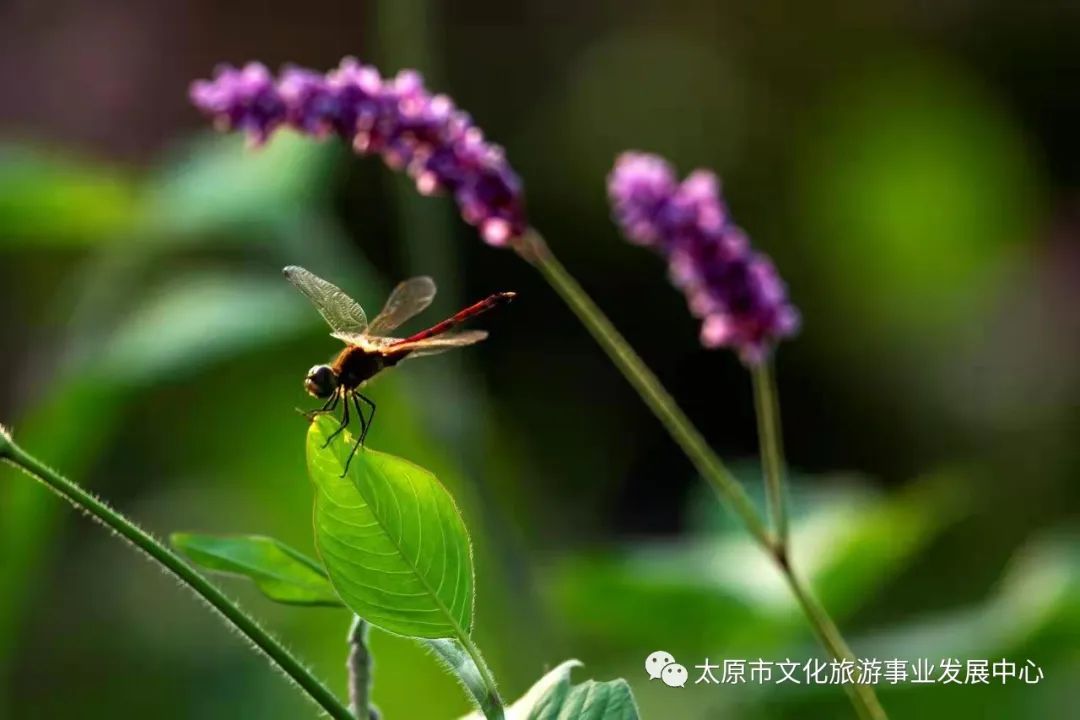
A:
390;292;515;346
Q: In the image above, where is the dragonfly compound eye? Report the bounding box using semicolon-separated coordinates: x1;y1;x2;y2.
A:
304;365;338;398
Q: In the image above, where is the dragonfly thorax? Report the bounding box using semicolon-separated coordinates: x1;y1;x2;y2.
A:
334;345;403;391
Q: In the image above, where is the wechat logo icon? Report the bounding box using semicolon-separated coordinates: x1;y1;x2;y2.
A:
645;650;687;688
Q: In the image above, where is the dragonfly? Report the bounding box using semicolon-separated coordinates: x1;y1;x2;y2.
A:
284;266;515;473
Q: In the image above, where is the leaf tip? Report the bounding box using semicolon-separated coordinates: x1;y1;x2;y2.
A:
306;413;343;447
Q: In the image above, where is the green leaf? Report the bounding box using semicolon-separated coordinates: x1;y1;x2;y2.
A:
94;273;313;387
461;661;640;720
307;415;474;639
0;144;138;244
170;533;343;607
529;676;639;720
548;472;966;657
144;132;337;238
857;531;1080;660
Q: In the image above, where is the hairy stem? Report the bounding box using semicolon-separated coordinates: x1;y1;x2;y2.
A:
348;616;376;720
752;360;789;548
0;428;353;720
456;633;505;720
424;638;505;720
515;231;887;719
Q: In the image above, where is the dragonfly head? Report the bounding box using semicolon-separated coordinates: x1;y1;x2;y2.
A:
304;364;339;399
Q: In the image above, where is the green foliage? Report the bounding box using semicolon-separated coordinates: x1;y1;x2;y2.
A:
529;677;639;720
548;474;965;657
307;415;475;639
144;132;337;238
168;531;504;719
2;23;1073;720
0;123;383;704
859;531;1080;660
0;145;138;243
169;529;643;720
96;274;313;386
462;661;639;720
170;533;343;607
794;53;1043;349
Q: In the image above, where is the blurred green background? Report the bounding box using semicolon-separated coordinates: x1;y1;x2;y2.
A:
1;1;1077;718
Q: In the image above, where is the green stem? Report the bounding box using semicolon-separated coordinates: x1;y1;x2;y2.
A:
516;231;887;720
752;365;884;719
456;632;505;720
518;232;771;548
0;428;353;720
781;565;887;720
348;616;375;720
752;360;789;548
424;638;502;720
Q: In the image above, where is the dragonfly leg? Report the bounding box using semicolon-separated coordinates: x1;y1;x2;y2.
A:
300;390;340;422
356;393;377;446
351;394;368;446
341;395;369;476
322;391;350;449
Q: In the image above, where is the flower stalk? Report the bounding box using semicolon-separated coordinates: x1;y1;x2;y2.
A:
514;230;771;548
752;360;789;548
0;431;353;720
514;230;887;720
782;566;887;720
750;366;886;719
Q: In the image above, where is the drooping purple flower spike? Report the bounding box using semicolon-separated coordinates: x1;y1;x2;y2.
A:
190;62;288;144
190;58;527;247
608;152;799;363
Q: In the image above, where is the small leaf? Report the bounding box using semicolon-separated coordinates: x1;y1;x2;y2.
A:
461;661;640;720
530;676;639;720
171;533;343;607
307;416;474;639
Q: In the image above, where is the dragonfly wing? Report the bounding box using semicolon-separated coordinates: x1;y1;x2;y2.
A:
367;276;437;336
332;332;402;350
392;330;489;358
283;266;368;335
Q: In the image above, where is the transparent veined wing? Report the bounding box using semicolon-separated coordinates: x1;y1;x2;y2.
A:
283;266;368;335
391;330;489;358
331;332;401;350
367;276;437;336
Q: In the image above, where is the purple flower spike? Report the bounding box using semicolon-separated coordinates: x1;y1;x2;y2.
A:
190;58;527;246
607;152;679;247
608;152;799;363
189;63;286;144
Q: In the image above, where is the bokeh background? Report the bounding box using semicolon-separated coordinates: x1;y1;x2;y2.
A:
1;1;1077;718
